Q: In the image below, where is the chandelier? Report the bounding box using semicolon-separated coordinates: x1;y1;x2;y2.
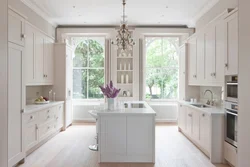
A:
111;0;135;51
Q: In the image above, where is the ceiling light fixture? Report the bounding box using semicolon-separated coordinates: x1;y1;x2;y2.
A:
111;0;135;51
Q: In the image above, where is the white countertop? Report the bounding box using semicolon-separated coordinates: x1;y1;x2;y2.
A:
24;101;64;114
178;100;224;115
92;101;156;116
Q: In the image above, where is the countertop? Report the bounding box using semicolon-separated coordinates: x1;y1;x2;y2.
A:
91;101;156;116
24;101;65;114
178;100;224;115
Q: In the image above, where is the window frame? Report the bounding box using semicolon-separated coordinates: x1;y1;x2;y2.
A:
143;35;180;102
72;36;106;101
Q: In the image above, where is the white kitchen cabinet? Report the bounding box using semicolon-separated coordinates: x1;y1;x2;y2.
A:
178;103;187;132
8;9;25;46
25;23;36;85
179;45;186;101
200;112;211;152
8;43;25;167
25;22;55;86
186;108;193;136
204;25;216;83
192;109;200;143
54;44;73;129
224;141;237;166
188;36;197;85
43;37;54;84
196;33;205;84
225;11;238;75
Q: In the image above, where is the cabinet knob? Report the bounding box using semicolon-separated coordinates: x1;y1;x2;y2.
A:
47;110;50;113
47;116;50;119
202;113;205;117
225;63;228;68
30;115;34;119
21;34;26;39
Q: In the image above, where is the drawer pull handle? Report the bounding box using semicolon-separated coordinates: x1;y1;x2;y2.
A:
30;116;34;119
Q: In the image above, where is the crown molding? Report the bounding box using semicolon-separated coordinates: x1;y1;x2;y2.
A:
20;0;57;27
188;0;220;28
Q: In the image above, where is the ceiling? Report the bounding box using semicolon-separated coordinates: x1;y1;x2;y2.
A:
21;0;219;27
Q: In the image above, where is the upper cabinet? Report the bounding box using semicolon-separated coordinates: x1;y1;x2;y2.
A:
187;9;238;86
8;9;25;46
25;23;55;86
224;11;238;76
188;36;197;85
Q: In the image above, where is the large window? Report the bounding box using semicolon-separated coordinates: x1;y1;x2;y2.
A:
145;37;179;100
73;37;105;99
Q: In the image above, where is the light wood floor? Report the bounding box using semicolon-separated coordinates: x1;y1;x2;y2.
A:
18;123;229;167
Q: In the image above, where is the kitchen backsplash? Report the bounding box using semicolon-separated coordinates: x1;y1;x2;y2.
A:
200;86;224;106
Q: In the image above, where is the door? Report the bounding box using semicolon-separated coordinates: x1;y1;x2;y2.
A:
35;31;45;83
25;23;36;85
43;37;54;84
200;112;210;152
179;45;186;100
225;12;238;75
8;9;25;46
188;36;197;85
8;43;25;166
204;25;216;83
197;33;205;84
178;104;186;132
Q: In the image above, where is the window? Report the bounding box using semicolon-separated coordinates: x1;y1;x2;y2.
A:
72;37;105;99
145;37;179;100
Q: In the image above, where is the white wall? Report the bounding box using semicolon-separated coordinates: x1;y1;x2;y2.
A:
0;0;8;166
8;0;55;38
238;0;250;166
195;0;238;31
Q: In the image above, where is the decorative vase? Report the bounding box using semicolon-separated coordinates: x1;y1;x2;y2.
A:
107;98;116;110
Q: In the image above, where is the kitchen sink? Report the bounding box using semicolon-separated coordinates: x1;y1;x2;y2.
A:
191;104;211;108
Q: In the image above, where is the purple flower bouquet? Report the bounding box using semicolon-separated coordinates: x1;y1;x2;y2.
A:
99;81;121;98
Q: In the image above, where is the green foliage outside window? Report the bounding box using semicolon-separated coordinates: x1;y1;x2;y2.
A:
145;37;179;99
73;38;105;99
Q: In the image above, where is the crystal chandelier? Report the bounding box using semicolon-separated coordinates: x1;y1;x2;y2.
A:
111;0;135;51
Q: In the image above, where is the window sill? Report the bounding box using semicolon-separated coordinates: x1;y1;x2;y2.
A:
73;99;105;106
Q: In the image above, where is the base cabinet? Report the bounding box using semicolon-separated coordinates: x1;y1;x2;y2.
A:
178;103;224;163
23;103;64;155
224;142;237;166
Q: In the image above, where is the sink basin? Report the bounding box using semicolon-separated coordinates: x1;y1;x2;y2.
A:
191;104;211;108
88;110;98;119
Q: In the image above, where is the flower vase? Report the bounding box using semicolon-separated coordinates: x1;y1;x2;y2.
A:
107;98;116;110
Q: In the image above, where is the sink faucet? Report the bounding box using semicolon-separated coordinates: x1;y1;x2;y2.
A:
204;89;214;106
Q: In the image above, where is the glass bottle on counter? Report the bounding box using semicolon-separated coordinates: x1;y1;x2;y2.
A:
53;92;56;102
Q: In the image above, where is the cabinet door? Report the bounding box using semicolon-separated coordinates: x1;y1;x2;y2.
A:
192;109;200;143
179;45;186;100
204;25;216;83
35;31;45;83
25;23;36;85
186;108;193;136
8;9;25;46
188;36;197;85
215;20;225;85
225;12;238;75
200;112;211;152
8;43;25;165
66;46;73;100
24;123;38;151
178;104;186;132
197;33;205;84
100;116;127;155
44;37;54;85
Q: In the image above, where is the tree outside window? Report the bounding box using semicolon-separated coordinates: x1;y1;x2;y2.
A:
145;37;179;100
72;37;105;99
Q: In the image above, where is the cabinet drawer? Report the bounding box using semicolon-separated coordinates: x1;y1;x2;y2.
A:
23;112;37;125
224;142;237;166
39;108;54;124
38;121;54;142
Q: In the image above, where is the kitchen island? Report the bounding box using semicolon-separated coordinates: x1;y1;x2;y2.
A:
89;101;156;163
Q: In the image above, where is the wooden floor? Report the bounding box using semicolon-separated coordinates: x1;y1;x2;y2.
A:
18;123;229;167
